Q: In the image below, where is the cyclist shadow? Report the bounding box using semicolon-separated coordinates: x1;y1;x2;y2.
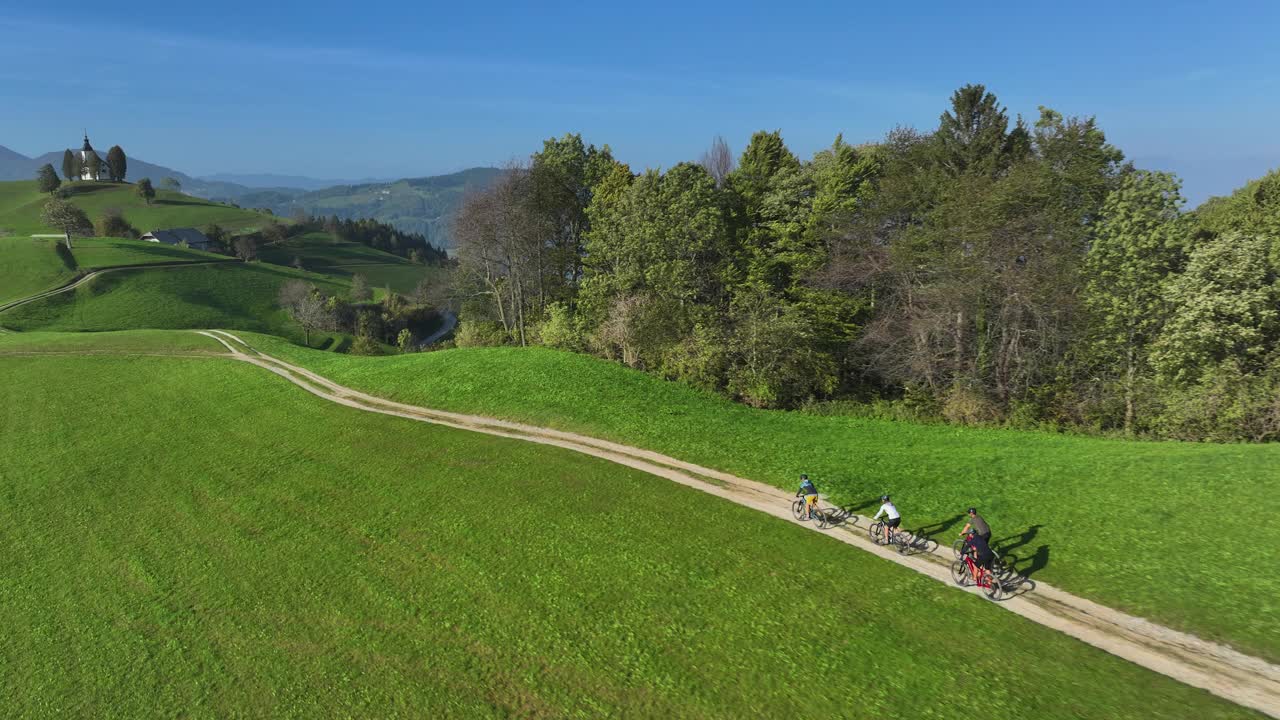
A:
821;504;858;528
992;525;1050;595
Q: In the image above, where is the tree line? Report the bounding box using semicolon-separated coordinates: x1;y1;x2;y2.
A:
452;84;1280;442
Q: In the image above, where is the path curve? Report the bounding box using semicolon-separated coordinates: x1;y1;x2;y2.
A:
190;329;1280;718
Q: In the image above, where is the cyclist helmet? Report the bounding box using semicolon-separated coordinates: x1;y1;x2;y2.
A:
967;507;977;514
800;473;808;481
881;494;890;502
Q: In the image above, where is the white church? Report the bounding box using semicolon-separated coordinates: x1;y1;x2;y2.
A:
70;133;105;181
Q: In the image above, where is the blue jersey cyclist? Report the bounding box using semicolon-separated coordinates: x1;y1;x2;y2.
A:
796;474;819;520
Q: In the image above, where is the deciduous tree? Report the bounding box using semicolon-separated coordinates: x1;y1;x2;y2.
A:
1083;170;1184;431
36;164;61;195
40;197;92;249
106;146;127;182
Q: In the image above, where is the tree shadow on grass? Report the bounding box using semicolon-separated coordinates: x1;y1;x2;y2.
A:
914;514;966;542
993;524;1043;558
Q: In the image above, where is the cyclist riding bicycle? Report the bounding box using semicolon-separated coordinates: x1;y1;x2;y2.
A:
963;528;996;585
959;507;991;544
873;495;901;541
796;474;819;520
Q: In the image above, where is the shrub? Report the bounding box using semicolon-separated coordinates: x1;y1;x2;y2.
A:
536;303;586;352
97;210;138;239
455;321;508;348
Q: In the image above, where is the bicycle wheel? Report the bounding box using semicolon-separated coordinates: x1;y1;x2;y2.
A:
814;508;831;530
984;571;1004;601
791;499;806;521
868;522;884;544
950;559;968;586
895;531;911;554
952;538;967;558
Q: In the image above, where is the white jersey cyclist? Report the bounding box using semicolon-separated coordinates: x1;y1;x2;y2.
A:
873;496;901;529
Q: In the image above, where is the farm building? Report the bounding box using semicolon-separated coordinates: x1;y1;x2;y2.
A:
141;228;216;251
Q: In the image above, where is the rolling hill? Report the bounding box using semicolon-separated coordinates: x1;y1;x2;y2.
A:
245;167;502;247
1;147;498;247
0;180;278;237
243;339;1280;664
0;262;349;344
0;331;1257;718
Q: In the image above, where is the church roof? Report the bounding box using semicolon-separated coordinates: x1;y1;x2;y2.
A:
82;134;94;152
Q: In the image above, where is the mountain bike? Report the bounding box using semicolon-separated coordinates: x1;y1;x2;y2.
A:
791;498;831;529
950;551;1004;600
868;520;910;553
955;534;1012;579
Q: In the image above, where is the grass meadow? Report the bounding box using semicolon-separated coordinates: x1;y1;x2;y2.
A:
244;340;1280;663
0;263;349;342
258;232;446;294
0;341;1258;718
0;180;276;236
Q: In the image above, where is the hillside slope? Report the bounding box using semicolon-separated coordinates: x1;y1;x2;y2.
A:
1;263;348;343
0;236;221;307
0;180;277;236
264;167;501;246
243;340;1280;663
0;342;1256;718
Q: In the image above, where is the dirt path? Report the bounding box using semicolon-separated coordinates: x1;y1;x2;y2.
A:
186;329;1279;717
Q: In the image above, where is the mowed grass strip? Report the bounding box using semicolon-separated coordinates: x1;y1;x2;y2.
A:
0;263;349;343
0;352;1258;719
244;339;1280;662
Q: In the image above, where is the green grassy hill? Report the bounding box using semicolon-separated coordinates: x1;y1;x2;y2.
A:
0;236;224;308
259;231;446;294
0;335;1254;718
0;262;348;343
0;180;277;237
243;340;1280;663
0;236;77;307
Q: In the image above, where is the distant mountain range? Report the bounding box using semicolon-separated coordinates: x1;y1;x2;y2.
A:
0;144;499;247
198;173;393;191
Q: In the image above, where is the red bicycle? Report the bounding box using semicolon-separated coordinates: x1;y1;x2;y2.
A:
951;547;1004;600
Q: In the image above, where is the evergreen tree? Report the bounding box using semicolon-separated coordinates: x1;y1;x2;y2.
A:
61;150;77;183
36;164;61;195
106;146;127;182
136;178;156;205
935;84;1013;177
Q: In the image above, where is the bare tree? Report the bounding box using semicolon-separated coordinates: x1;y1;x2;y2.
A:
278;280;334;346
453;164;549;346
699;135;735;187
233;236;258;261
278;279;312;312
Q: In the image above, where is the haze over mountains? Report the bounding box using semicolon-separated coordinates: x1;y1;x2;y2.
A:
0;144;498;247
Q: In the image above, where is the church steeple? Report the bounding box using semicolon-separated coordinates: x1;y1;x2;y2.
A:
82;132;93;152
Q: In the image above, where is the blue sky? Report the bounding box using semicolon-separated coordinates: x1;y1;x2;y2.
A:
1;1;1276;203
